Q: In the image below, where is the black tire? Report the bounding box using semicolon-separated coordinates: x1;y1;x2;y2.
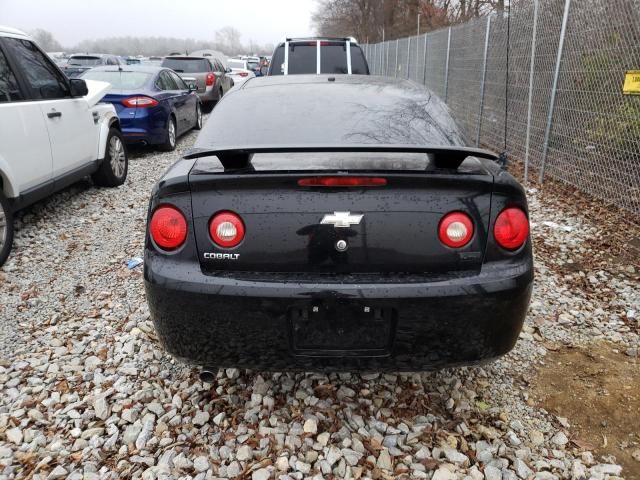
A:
202;102;214;113
0;191;14;268
160;116;177;152
92;127;128;187
194;103;203;130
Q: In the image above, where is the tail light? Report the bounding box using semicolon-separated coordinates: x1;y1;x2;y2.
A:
206;72;215;86
439;212;474;248
149;206;188;250
238;72;249;77
209;211;245;248
298;177;387;187
494;207;529;250
122;96;159;108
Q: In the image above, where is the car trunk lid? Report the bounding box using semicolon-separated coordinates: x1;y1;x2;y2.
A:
187;148;496;276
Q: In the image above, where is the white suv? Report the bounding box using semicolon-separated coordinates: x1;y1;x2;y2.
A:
0;26;128;267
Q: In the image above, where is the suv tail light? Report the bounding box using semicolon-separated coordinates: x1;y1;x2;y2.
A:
122;96;159;108
209;211;245;248
238;72;249;77
206;72;215;86
494;207;529;250
149;206;188;250
439;212;474;248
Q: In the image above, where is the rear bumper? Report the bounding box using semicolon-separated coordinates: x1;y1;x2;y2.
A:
144;255;533;371
197;86;219;104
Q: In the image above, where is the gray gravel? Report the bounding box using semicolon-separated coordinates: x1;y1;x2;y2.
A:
0;124;638;479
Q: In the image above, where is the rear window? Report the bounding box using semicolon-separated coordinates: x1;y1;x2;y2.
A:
247;61;259;71
270;46;285;75
320;44;347;74
161;58;209;73
228;60;246;69
82;71;152;90
68;56;102;66
239;152;432;171
270;43;369;75
350;45;369;74
288;43;317;74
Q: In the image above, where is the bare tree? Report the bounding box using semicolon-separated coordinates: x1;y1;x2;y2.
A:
312;0;508;40
30;29;63;51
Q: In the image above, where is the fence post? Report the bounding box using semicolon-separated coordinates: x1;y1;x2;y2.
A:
416;34;421;77
476;16;492;147
422;33;428;85
379;41;384;74
444;27;452;102
524;0;539;184
394;39;399;77
539;0;571;184
386;41;390;75
406;37;411;79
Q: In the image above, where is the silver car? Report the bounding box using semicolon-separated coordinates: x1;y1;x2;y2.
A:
161;56;233;111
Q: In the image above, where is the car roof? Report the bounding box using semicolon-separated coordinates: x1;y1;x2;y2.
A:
69;53;112;58
0;25;29;38
193;74;467;152
87;65;165;74
166;56;208;60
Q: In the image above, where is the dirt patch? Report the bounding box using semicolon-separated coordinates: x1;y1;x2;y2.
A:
532;342;640;477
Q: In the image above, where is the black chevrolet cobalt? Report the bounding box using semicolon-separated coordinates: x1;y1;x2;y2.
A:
144;75;533;371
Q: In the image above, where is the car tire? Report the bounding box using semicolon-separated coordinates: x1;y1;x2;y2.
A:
194;103;203;130
92;127;128;188
0;190;14;268
160;116;177;152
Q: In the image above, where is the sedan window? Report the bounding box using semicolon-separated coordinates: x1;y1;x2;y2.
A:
0;47;23;102
82;71;152;90
157;71;178;90
3;38;69;100
168;71;188;90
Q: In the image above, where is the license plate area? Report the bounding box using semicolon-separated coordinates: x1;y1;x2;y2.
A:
288;302;396;356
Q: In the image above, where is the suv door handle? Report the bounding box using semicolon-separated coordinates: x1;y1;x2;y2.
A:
47;110;62;119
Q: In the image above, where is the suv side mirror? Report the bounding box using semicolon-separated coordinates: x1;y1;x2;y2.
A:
69;78;88;97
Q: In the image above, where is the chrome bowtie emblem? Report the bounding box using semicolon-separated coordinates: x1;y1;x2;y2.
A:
320;211;363;228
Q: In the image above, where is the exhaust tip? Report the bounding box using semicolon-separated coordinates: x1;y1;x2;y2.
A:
199;369;216;383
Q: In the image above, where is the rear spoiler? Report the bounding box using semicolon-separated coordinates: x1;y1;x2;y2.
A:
183;144;503;171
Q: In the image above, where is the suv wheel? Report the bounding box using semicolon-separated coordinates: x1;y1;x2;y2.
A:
0;191;14;268
92;128;128;187
160;117;177;151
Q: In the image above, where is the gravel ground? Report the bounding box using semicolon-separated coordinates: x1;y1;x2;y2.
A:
0;125;638;480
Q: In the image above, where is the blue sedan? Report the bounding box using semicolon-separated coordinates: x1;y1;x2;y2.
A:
82;66;202;151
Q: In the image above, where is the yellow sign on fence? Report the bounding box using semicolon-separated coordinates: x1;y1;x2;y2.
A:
623;70;640;95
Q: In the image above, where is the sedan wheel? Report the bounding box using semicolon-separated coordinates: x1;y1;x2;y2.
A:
160;117;177;152
168;120;176;148
195;104;203;130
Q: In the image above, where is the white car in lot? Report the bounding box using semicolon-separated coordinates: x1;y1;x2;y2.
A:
226;59;257;87
0;26;128;267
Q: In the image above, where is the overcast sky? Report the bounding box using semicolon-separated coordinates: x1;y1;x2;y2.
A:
0;0;316;46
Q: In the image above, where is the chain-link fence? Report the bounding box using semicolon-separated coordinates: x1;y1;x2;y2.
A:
362;0;640;217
